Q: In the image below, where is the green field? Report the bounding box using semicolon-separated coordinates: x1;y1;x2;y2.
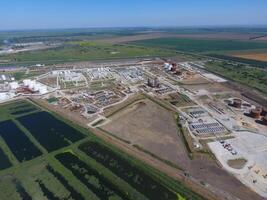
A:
131;38;267;53
0;100;207;200
204;60;267;95
0;28;148;44
0;41;177;65
207;54;267;68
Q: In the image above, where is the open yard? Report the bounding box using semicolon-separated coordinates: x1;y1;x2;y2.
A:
102;98;189;165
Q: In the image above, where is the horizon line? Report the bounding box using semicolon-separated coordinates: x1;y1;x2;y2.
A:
1;24;267;32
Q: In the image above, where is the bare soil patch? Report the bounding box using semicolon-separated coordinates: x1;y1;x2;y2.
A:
232;53;267;61
183;83;232;94
102;98;189;165
254;36;267;41
180;74;211;85
227;158;247;169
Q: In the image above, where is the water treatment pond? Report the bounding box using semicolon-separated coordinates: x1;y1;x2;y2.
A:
18;111;85;152
0;120;42;162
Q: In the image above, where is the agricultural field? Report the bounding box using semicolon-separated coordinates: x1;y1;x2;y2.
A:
101;98;189;166
130;38;267;53
0;99;207;200
0;28;153;44
231;52;267;62
0;41;176;65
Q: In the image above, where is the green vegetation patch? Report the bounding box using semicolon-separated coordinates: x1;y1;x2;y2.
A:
204;60;267;96
0;41;176;64
131;38;267;53
208;54;267;68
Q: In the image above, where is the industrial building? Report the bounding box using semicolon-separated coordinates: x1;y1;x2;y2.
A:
189;120;226;136
187;107;208;119
250;108;262;119
23;79;49;94
231;99;242;109
147;78;160;88
262;116;267;126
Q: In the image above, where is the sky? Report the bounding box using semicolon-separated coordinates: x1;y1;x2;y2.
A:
0;0;267;30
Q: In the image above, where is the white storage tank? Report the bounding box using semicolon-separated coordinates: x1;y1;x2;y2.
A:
39;86;48;94
9;82;19;89
0;92;8;100
23;79;31;86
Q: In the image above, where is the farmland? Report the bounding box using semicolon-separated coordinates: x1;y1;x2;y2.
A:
231;52;267;62
130;38;267;53
0;41;176;65
0;99;207;200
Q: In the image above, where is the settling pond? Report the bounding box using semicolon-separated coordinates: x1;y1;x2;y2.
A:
17;111;85;152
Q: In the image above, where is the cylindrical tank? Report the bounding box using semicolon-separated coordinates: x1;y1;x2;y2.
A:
233;99;242;108
9;82;19;89
262;115;267;126
242;103;251;108
250;108;261;119
225;99;232;104
261;107;267;116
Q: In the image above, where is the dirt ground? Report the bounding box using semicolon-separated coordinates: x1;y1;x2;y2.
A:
180;74;211;85
254;36;267;41
102;99;189;165
183;82;233;94
232;53;267;61
227;158;247;169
